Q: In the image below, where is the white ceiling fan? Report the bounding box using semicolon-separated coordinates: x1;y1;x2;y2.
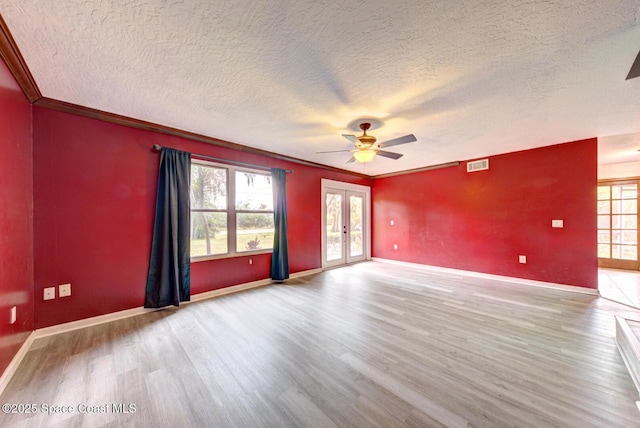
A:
317;123;417;163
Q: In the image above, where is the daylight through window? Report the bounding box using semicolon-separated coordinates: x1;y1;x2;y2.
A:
190;161;274;259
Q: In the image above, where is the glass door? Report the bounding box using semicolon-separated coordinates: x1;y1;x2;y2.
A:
598;180;639;270
323;188;367;268
347;193;364;263
325;190;344;267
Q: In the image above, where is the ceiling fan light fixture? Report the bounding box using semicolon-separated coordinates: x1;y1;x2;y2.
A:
353;149;377;163
317;122;416;164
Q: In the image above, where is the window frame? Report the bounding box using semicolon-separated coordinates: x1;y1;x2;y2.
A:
190;159;274;262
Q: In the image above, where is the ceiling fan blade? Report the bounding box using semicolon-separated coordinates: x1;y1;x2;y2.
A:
376;150;404;160
346;156;356;163
342;134;358;143
378;134;416;148
316;149;353;154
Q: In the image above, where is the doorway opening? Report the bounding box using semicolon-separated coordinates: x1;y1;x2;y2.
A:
597;180;639;270
597;178;640;308
321;179;371;269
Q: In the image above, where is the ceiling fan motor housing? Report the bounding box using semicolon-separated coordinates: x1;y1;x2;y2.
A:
356;123;377;148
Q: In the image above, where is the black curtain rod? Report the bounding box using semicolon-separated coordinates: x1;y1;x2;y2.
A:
153;144;293;174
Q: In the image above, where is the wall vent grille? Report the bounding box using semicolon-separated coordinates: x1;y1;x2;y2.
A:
467;159;489;172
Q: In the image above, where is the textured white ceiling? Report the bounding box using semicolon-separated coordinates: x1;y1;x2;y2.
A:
1;0;640;175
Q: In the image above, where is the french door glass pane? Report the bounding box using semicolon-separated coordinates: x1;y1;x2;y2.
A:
612;231;621;244
326;193;343;261
598;244;610;258
613;244;638;260
349;195;363;257
622;245;638;260
598;230;610;244
598;215;610;229
612;216;621;229
624;199;637;213
612;199;637;214
597;186;610;200
597;201;610;214
612;245;621;259
611;184;638;199
622;215;637;229
610;215;637;229
623;230;638;245
612;186;621;199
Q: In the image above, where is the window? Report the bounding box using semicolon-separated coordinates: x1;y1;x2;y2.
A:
190;161;274;259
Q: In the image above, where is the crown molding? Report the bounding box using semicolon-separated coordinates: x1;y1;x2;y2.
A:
0;14;41;103
34;97;371;178
372;161;461;179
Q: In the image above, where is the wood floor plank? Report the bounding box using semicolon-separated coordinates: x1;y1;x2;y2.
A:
2;261;640;427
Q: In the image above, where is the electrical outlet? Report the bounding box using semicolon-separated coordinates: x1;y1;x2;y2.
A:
10;306;16;324
390;220;394;226
44;287;55;300
519;255;527;264
59;283;71;298
394;244;398;250
249;259;253;265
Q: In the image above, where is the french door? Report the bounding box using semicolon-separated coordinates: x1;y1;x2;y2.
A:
322;180;370;268
598;179;639;270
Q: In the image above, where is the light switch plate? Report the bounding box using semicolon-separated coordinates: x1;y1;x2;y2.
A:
519;255;527;264
552;219;563;228
44;287;55;300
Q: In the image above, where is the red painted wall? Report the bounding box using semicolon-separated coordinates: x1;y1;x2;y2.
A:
0;58;34;375
33;107;369;328
372;139;598;289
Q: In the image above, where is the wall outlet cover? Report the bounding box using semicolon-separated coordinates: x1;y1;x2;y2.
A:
44;287;55;300
59;283;71;298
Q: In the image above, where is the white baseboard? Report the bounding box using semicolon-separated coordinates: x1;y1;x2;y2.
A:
290;268;323;278
33;306;163;339
189;278;272;303
372;258;599;295
0;332;35;397
35;267;322;339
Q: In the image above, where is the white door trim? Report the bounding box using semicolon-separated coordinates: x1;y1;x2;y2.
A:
321;179;371;269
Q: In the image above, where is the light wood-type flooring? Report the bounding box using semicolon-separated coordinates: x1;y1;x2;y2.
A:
2;261;640;427
600;268;640;309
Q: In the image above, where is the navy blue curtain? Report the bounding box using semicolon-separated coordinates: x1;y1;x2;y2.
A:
145;148;191;308
271;168;289;281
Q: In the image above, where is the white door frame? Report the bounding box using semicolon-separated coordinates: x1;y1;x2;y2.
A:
321;179;371;269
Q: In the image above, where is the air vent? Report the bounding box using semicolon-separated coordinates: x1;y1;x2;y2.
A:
467;159;489;172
